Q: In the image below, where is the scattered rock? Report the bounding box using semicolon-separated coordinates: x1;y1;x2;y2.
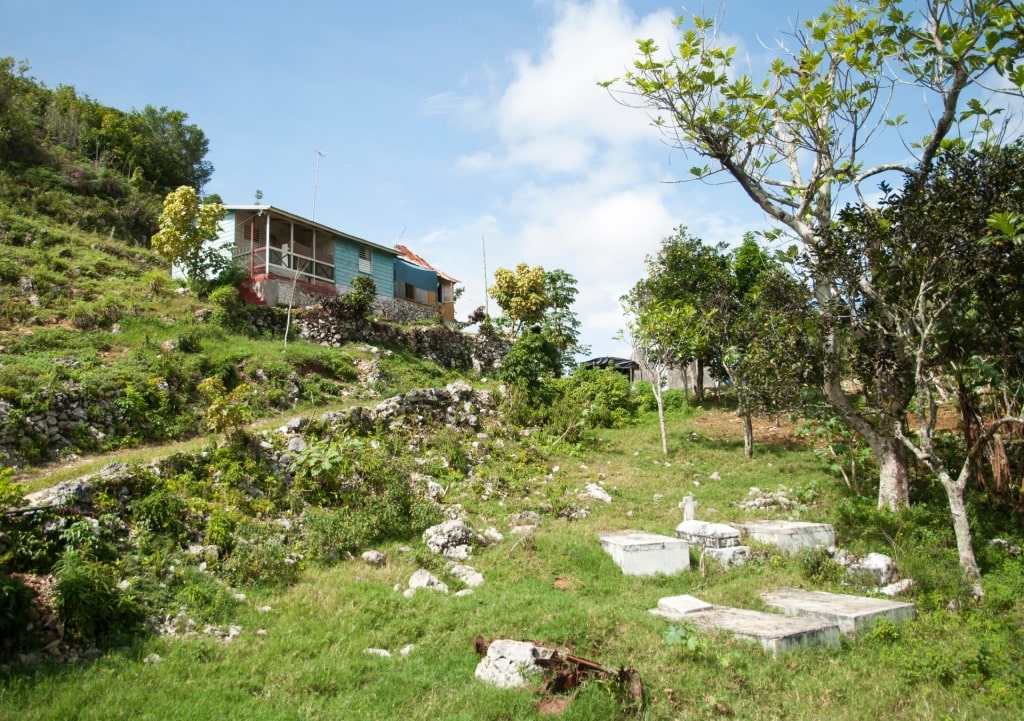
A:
989;538;1023;557
581;483;612;503
423;520;476;560
833;549;898;586
482;527;505;544
143;653;163;664
361;550;388;566
877;578;915;597
364;648;392;658
450;564;484;588
408;569;449;594
474;639;556;689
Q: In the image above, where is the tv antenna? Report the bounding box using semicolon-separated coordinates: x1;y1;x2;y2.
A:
311;149;326;220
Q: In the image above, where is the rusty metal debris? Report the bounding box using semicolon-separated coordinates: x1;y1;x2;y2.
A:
473;636;644;717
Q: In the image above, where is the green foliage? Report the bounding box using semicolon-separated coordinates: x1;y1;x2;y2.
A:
800;546;844;585
319;275;377;321
128;486;188;542
499;327;562;388
489;263;548;338
539;269;589;371
221;521;301;588
291;437;351;505
0;466;24;510
796;407;875;496
204;508;238;556
665;621;707;656
208;285;247;331
0;571;33;640
561;368;638;429
197;376;254;436
300;506;374;563
151;186;227;287
172;566;237;623
52;549;140;639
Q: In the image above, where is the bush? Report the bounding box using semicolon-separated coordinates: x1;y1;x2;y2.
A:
301;507;372;563
0;572;34;641
562;368;638;428
53;550;140;639
129;486;189;542
222;522;301;588
320;275;377;321
499;328;561;389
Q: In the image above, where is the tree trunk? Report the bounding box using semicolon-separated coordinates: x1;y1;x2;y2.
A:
655;387;668;456
742;409;754;459
694;357;705;402
821;375;911;510
957;377;1011;493
940;470;984;599
874;435;910;511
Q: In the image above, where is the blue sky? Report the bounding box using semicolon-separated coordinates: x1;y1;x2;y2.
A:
2;0;838;357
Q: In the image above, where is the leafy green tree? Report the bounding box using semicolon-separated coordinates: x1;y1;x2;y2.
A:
621;299;710;455
500;326;562;387
151;185;227;289
607;0;1024;511
625;227;732;401
818;143;1024;595
489;263;548;338
540;269;590;372
719;237;820;458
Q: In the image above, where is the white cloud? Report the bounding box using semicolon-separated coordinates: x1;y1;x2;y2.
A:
457;0;676;173
420;0;771;357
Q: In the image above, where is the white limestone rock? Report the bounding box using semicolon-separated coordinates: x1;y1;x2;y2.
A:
408;569;449;594
475;640;555;689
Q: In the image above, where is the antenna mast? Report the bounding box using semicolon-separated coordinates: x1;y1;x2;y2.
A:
482;235;489;317
311;149;326;220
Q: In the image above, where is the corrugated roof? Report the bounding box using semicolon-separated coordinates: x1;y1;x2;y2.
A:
225;205;399;256
394;243;460;284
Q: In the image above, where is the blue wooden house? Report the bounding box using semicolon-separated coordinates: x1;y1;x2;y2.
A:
217;205;399;307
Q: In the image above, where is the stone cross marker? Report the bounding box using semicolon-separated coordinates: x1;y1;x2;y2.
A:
681;495;695;522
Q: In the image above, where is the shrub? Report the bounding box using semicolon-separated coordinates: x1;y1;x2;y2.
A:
562;367;638;428
301;507;373;563
53;550;140;639
499;328;561;389
222;522;301;588
0;572;34;641
129;486;188;542
209;285;247;331
319;276;377;321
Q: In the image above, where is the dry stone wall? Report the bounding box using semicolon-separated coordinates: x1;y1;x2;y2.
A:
298;316;510;374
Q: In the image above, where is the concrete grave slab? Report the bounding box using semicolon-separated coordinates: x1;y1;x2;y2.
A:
674;520;741;549
684;607;841;655
732;520;835;555
704;546;750;567
648;594;714;620
761;588;916;636
599;531;689;576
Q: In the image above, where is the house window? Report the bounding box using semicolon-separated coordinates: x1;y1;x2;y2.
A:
358;245;372;274
404;282;416;300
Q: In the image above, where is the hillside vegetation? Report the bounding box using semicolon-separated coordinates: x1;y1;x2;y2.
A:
2;54;1024;721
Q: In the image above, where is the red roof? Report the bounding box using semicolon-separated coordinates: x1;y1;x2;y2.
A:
394;244;460;284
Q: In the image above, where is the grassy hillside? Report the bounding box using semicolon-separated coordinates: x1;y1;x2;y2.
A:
2;56;1024;721
3;408;1024;721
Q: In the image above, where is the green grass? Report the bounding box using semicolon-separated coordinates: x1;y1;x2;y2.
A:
4;407;1023;720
